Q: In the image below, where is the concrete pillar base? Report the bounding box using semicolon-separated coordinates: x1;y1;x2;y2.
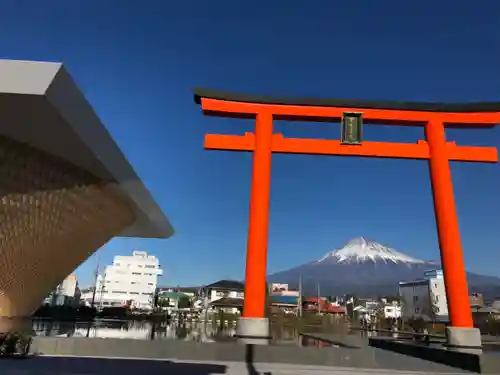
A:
445;326;482;354
235;317;270;345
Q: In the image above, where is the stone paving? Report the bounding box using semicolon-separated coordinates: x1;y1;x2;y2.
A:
0;356;468;375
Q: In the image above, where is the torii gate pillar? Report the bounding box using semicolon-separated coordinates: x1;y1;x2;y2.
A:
234;112;273;344
426;121;482;351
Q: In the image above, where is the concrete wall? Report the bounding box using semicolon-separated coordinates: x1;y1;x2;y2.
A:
31;337;468;373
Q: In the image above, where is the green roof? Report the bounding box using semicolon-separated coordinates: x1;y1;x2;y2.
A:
158;291;188;299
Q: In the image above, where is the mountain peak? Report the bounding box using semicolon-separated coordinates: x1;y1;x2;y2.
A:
316;237;425;264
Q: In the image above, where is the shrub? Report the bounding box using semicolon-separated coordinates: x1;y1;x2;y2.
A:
0;330;33;357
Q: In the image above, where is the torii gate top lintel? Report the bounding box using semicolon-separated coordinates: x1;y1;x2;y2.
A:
194;88;500;126
194;88;499;163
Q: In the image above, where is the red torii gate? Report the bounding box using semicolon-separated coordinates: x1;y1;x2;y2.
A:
194;89;499;347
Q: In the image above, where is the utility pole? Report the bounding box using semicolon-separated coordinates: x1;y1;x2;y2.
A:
317;283;321;314
90;252;100;309
298;275;303;317
99;273;106;311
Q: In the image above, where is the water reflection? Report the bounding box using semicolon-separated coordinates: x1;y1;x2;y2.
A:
31;319;241;343
31;319;314;346
31;319;377;348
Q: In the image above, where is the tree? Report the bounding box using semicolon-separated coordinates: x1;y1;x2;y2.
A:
154;296;170;309
152;290;159;309
375;303;386;322
344;294;358;318
429;290;440;324
399;296;406;329
385;296;401;304
344;294;359;306
265;283;271;318
177;296;191;309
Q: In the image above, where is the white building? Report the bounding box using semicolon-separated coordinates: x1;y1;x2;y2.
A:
204;280;244;302
270;283;300;297
59;274;78;297
399;269;448;321
383;303;402;319
84;251;163;310
44;274;80;307
197;280;245;314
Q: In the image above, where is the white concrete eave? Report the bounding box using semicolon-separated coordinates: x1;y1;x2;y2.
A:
0;59;173;238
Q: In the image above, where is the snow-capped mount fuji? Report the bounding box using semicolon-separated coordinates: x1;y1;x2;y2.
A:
316;237;425;265
268;237;500;297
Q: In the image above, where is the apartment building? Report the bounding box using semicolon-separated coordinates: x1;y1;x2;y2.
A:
83;250;163;310
399;269;448;321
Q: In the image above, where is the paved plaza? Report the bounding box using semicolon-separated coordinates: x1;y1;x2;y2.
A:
0;356;468;375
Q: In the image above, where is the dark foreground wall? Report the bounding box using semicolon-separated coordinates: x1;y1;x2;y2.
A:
32;337;468;373
369;337;500;374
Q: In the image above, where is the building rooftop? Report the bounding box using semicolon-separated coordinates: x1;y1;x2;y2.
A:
0;59;173;238
158;287;199;294
209;297;244;308
399;279;430;287
204;280;245;291
303;298;346;314
157;291;189;299
270;295;298;305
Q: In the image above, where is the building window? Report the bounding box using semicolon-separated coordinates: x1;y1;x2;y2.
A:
131;282;137;285
435;295;439;302
130;292;139;295
132;272;141;276
145;265;156;269
414;308;419;313
112;291;126;294
413;296;419;302
142;292;152;296
148;283;154;286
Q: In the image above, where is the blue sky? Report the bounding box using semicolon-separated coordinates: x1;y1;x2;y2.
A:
1;1;499;287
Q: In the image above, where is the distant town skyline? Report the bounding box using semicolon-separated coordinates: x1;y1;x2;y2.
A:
2;1;499;287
